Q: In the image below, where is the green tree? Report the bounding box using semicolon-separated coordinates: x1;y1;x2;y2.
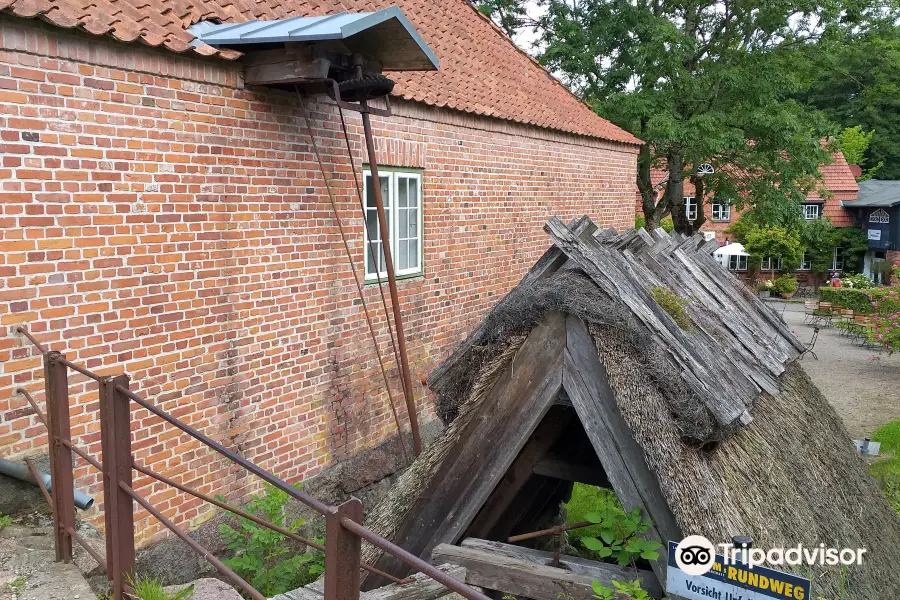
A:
742;225;804;275
838;125;883;180
521;0;879;234
799;218;841;279
473;0;530;38
803;24;900;179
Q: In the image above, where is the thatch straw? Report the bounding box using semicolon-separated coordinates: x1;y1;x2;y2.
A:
597;331;900;598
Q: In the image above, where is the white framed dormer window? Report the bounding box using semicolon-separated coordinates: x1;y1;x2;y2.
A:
799;252;811;271
802;203;821;220
760;256;781;271
728;255;748;271
363;169;423;281
870;208;890;224
711;201;731;222
684;196;698;220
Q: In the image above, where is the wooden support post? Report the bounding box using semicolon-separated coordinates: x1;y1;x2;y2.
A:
44;351;74;563
325;498;364;600
99;374;135;599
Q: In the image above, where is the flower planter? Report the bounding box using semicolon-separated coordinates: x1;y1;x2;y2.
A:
781;292;794;299
758;290;771;299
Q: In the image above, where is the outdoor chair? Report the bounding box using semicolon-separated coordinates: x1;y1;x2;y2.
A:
799;326;820;360
835;309;855;336
803;301;819;325
812;302;836;328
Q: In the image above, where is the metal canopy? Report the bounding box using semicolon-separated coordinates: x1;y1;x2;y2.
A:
188;6;439;71
841;179;900;209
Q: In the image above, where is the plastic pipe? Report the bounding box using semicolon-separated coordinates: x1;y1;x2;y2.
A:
0;458;94;510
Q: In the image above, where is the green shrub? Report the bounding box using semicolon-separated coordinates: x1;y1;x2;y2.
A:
772;275;798;296
819;288;874;312
651;286;692;330
219;484;324;596
0;513;12;529
127;575;193;600
564;484;616;539
591;579;654;600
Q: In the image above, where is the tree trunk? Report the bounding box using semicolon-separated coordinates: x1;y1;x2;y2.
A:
666;149;689;233
690;174;707;233
637;142;663;230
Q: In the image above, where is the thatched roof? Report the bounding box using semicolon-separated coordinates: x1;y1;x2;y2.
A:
362;216;900;599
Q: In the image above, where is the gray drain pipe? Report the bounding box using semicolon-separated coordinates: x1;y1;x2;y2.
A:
0;458;94;510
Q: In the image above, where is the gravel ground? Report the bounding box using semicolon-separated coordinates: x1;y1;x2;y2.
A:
769;300;900;439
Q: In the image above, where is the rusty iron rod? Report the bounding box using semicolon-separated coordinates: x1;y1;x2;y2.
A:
68;527;108;572
119;482;266;600
16;326;47;354
339;517;492;600
60;438;103;472
57;357;103;382
132;461;412;585
358;103;421;457
16;388;47;428
24;457;53;507
115;384;333;516
507;521;594;543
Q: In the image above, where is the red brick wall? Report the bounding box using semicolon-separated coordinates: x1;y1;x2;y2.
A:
0;19;638;542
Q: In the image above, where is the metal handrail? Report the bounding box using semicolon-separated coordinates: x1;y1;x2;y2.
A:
14;328;491;600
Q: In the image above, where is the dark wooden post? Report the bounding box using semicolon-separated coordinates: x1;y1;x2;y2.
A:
99;374;135;599
44;351;74;563
325;498;364;600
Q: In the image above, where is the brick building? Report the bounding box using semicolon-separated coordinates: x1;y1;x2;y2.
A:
638;150;859;281
0;0;640;541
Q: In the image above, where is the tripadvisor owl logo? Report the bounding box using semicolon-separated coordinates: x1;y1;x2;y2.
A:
675;535;717;576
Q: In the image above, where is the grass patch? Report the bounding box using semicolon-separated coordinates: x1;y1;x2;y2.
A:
563;484;622;539
127;574;193;600
872;421;900;454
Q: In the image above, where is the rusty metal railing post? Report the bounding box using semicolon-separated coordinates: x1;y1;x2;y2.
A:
325;498;364;600
99;374;135;599
44;350;74;563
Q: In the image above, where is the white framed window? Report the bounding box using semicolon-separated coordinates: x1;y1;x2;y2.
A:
760;256;781;271
684;196;698;220
832;247;845;271
802;204;821;220
728;255;748;271
711;202;731;222
870;208;890;224
363;169;423;280
799;252;811;271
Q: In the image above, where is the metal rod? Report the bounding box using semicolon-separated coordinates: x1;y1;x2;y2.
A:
16;326;47;354
358;103;421;457
60;439;103;472
24;458;53;507
16;388;47;428
46;351;75;562
68;527;108;572
131;461;411;585
339;517;492;600
507;521;594;543
119;482;266;600
116;385;334;516
57;357;103;382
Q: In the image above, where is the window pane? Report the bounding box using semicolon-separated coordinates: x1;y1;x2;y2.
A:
398;177;408;208
408;178;419;208
408;239;419;269
366;174;390;209
399;209;408;239
409;208;418;237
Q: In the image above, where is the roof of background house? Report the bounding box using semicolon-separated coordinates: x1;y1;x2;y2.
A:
842;179;900;208
645;150;860;200
0;0;641;145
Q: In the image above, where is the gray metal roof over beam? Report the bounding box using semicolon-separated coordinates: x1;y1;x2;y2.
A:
188;6;439;72
841;180;900;208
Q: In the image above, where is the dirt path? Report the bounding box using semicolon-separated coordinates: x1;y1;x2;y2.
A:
771;301;900;439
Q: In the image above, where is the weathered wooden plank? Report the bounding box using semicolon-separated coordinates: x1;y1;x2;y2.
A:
563;314;680;584
371;313;567;584
467;409;575;538
459;539;662;598
532;456;609;487
362;564;466;600
432;543;662;600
